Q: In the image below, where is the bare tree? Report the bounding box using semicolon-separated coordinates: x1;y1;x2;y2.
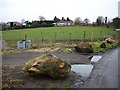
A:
96;16;105;26
38;16;45;21
74;17;81;25
21;18;25;24
84;18;90;24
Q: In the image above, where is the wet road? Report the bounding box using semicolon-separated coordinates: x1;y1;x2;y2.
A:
83;47;119;88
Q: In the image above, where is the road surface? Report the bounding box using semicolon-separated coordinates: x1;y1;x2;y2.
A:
83;46;119;88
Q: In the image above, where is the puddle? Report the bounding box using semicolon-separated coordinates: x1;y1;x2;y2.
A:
71;64;93;77
90;56;102;62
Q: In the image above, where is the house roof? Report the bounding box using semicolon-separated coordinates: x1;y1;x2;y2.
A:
7;21;21;26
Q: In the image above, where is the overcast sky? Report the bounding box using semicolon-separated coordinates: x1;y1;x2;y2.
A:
0;0;119;23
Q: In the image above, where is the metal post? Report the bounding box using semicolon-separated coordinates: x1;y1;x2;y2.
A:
25;34;27;48
100;31;102;40
91;32;93;42
55;32;56;43
69;32;71;40
83;31;86;41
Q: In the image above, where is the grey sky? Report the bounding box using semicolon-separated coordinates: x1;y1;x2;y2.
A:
0;0;119;23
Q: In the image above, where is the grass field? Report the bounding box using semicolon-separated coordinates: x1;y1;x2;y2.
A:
2;26;119;45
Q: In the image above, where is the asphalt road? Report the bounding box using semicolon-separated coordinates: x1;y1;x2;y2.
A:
83;46;119;88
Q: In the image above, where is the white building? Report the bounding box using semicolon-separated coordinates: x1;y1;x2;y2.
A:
118;1;120;18
55;21;73;26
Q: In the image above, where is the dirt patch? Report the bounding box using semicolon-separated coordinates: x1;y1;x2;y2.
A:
2;65;79;88
2;51;90;88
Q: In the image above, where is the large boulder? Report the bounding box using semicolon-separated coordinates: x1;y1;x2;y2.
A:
74;42;94;53
22;54;71;79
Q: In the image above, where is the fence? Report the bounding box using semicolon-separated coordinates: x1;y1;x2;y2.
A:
3;30;119;49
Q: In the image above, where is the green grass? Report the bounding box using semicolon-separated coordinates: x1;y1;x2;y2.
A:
2;26;119;45
93;41;119;53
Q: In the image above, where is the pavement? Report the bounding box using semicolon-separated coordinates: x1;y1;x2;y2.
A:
82;46;119;88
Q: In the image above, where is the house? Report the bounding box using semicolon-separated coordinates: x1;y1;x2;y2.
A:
55;20;73;26
7;21;21;27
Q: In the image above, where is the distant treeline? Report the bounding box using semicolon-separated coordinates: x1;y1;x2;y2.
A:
8;20;55;30
1;17;120;30
23;20;54;28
